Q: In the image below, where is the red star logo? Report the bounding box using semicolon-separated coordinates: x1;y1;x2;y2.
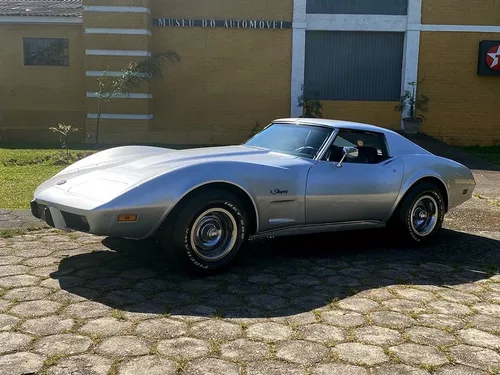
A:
485;45;500;71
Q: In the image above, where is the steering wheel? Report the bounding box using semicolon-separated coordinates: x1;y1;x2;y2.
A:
294;146;318;156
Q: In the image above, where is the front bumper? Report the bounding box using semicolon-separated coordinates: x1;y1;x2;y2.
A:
31;200;90;232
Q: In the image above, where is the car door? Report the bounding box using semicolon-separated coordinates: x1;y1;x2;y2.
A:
306;129;404;224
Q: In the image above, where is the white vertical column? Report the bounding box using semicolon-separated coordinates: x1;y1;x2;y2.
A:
290;0;307;117
400;0;422;122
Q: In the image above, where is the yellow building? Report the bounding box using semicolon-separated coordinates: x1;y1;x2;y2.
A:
0;0;499;146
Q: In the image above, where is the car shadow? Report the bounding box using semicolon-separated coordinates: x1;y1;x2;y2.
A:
51;228;500;319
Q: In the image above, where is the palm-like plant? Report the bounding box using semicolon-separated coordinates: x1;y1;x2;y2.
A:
395;81;429;121
94;51;180;144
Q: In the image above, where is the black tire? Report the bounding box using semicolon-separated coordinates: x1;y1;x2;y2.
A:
160;189;248;274
394;182;445;245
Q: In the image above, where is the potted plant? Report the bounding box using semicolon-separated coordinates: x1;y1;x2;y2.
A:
298;87;323;118
395;81;429;135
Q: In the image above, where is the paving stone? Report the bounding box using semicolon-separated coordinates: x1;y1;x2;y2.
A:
435;365;487;375
272;311;317;326
276;340;328;364
247;322;294;342
4;286;51;301
312;363;368;375
457;328;500;349
382;299;428;314
185;358;239;375
337;297;380;312
0;275;40;288
298;323;345;344
35;334;93;356
97;336;150;357
157;337;210;359
389;343;449;366
370;311;416;329
118;356;176;375
133;279;172;293
415;313;465;330
286;274;321;286
190;320;242;340
360;288;395;301
135;318;187;339
247;273;281;284
49;288;96;304
0;265;30;277
0;313;19;331
429;301;473;316
80;317;133;337
10;299;61;318
119;268;158;280
29;265;59;277
47;354;113;375
333;342;388;366
23;256;60;267
371;364;430;375
354;325;403;345
21;316;74;336
392;287;436;302
0;332;32;354
438;290;481;304
64;301;112;319
0;256;23;266
0;352;44;375
41;276;83;289
405;326;456;346
320;309;366;327
0;300;10;312
420;262;454;272
472;303;500;317
221;338;268;361
468;314;500;333
450;344;500;370
103;290;146;306
247;294;288;310
247;360;305;375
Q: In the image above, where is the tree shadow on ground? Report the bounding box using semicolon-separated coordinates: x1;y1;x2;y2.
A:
52;228;500;319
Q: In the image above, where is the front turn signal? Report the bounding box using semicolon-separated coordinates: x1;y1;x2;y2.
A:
118;214;137;222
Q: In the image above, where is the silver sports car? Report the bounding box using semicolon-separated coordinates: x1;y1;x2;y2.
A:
31;118;476;273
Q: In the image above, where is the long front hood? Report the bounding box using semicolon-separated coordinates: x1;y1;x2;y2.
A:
34;145;297;209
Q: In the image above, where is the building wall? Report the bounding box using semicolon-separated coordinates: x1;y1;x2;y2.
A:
0;24;85;142
421;0;500;26
418;32;500;146
150;0;293;145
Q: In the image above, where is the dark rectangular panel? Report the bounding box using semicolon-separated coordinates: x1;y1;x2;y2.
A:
307;0;408;15
304;31;404;101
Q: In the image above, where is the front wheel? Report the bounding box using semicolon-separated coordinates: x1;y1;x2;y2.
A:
395;182;445;245
160;189;248;274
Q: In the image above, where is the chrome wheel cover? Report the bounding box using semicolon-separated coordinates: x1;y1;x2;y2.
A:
190;208;238;262
410;195;439;236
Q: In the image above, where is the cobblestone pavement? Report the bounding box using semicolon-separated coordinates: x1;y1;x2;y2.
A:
1;205;500;375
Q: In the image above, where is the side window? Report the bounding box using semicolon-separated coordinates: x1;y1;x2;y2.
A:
326;130;389;164
23;38;69;67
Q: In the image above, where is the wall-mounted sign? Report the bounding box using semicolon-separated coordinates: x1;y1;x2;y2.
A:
477;40;500;76
153;18;292;30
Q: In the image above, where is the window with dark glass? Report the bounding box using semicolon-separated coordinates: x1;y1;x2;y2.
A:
23;38;69;66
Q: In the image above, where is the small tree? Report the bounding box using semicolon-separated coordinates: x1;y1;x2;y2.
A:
94;51;180;144
395;81;429;121
298;87;323;118
49;123;79;158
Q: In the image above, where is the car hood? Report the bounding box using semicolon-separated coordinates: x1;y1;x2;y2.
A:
34;145;299;203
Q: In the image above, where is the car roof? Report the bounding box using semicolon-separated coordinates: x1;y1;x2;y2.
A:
273;118;399;135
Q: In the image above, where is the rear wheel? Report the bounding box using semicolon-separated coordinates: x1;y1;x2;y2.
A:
394;182;445;245
160;189;248;274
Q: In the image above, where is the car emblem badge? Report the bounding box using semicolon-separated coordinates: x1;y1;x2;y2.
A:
56;180;67;185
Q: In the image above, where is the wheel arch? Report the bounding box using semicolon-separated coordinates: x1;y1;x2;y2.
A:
388;175;449;222
159;181;259;236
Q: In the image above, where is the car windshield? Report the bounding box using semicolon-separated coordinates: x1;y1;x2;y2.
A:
244;123;333;159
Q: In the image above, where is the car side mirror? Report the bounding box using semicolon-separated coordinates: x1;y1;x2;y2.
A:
336;146;359;168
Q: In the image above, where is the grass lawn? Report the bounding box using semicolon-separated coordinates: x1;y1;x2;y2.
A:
0;148;95;209
462;146;500;166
